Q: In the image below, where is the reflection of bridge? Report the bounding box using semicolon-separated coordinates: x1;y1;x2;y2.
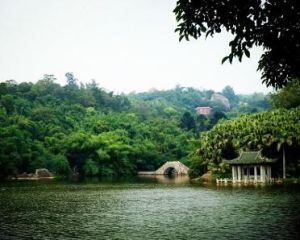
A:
138;161;189;176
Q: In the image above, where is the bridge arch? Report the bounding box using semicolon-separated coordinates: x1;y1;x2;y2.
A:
138;161;189;176
164;167;178;176
155;161;189;175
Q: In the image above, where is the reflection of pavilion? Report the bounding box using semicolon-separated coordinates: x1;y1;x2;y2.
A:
224;151;277;183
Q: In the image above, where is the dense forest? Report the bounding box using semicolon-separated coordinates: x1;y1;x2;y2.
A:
0;73;271;178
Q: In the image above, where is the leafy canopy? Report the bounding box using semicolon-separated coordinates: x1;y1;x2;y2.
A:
190;108;300;177
270;80;300;109
174;0;300;89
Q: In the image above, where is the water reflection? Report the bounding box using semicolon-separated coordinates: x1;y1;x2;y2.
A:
138;175;190;184
1;178;300;240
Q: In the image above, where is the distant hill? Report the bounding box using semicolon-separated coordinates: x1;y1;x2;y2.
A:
129;85;270;117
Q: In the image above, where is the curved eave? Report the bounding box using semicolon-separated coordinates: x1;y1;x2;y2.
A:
223;158;278;165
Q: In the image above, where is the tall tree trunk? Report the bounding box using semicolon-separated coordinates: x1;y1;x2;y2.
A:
283;146;286;179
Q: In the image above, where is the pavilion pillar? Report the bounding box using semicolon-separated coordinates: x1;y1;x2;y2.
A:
241;166;244;181
247;167;250;180
254;166;258;182
232;166;237;182
237;166;242;182
260;165;265;182
266;166;271;180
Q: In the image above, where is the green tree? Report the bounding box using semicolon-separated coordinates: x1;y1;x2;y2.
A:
195;114;209;132
65;72;78;87
222;86;237;103
180;112;195;131
0;95;15;115
191;108;300;178
270;80;300;109
209;111;227;126
174;0;300;88
0;76;272;179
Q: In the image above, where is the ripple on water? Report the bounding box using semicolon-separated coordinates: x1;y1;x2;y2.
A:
0;180;300;240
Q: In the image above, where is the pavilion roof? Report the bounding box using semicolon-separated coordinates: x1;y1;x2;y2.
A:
224;151;277;165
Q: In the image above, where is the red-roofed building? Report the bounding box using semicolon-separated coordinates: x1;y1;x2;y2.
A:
195;106;212;115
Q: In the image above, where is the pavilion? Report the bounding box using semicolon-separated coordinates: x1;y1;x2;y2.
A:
224;151;277;183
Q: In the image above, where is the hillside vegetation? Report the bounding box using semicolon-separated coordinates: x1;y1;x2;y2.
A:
0;74;270;178
189;81;300;179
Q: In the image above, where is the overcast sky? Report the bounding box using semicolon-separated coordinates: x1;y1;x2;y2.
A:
0;0;272;94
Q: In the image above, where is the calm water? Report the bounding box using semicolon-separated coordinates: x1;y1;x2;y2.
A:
0;176;300;240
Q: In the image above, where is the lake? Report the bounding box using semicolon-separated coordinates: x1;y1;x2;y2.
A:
0;176;300;240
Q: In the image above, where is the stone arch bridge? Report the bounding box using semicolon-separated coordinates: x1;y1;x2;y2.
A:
138;161;189;176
